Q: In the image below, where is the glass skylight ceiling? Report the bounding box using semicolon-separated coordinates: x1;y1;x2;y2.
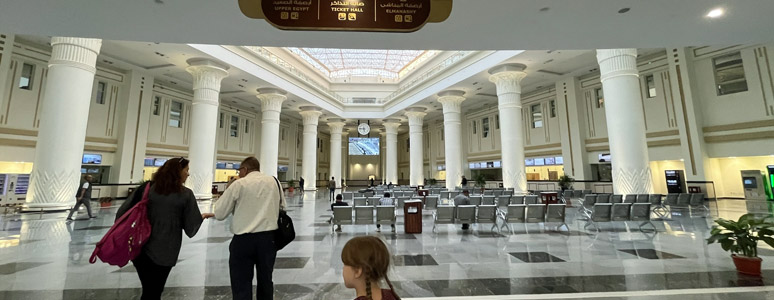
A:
287;48;436;79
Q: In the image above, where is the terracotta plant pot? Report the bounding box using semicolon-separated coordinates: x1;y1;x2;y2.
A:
288;187;294;193
732;254;762;276
100;201;112;208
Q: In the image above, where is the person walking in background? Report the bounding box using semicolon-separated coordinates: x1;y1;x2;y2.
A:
453;190;471;230
214;157;284;300
116;157;213;300
370;178;375;187
66;174;95;221
341;236;400;300
329;176;337;202
299;177;305;191
376;192;395;232
461;176;468;187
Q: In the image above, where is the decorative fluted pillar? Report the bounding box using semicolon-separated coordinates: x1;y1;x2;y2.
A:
405;108;427;187
437;91;466;190
383;119;401;185
328;119;346;188
26;37;102;210
299;107;322;191
185;58;229;199
597;49;653;195
257;88;287;178
342;129;350;185
489;64;528;194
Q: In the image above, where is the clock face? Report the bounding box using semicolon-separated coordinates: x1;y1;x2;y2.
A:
358;123;371;135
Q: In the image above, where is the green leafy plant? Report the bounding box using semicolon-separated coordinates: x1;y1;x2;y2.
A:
474;174;486;188
558;175;574;190
287;179;296;187
428;178;437;186
707;214;774;257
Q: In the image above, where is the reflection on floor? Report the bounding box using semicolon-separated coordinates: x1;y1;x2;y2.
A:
0;190;773;299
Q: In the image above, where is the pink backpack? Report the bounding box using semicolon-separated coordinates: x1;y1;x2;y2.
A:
89;184;152;267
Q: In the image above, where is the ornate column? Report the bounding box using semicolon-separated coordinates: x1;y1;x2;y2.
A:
383;119;401;185
185;58;229;199
489;64;528;193
597;49;653;194
437;91;466;190
257;88;287;178
342;129;350;185
26;37;102;210
405;108;427;187
328;119;346;188
299;107;322;191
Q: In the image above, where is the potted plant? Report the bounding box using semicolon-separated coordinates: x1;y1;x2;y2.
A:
558;175;574;191
98;197;114;208
287;179;296;193
474;174;486;193
707;214;774;276
428;178;438;187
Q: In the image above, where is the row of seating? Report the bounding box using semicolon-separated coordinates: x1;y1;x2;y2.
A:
579;193;707;218
584;203;656;232
331;205;396;231
432;203;568;234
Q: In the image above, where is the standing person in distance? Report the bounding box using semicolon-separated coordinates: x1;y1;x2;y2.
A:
329;176;337;202
116;157;214;300
453;190;471;230
66;174;95;221
214;157;285;300
461;176;468;187
299;176;305;191
342;236;400;300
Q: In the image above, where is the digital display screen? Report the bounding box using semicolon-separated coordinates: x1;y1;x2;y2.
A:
555;157;563;164
349;137;380;155
216;162;227;169
743;177;757;188
525;159;534;166
494;161;501;168
144;158;155;167
545;157;555;165
278;165;289;172
154;159;167;167
534;158;545;166
82;154;102;164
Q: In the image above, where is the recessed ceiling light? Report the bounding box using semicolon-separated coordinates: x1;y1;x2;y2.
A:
707;8;724;18
618;8;630;14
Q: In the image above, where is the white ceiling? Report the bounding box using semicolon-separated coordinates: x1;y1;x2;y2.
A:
2;0;773;50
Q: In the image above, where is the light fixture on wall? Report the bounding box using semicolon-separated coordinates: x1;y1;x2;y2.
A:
707;8;725;18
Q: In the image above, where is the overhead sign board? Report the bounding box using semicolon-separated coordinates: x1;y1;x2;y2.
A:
239;0;452;32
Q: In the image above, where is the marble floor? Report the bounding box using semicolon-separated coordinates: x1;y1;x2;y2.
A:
1;190;774;299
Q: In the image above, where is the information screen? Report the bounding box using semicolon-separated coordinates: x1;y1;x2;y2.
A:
349;137;380;155
743;177;757;188
82;154;102;164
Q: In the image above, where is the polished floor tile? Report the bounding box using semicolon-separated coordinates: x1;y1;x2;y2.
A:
509;252;566;263
618;248;685;259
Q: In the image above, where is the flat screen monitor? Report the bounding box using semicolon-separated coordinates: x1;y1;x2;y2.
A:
82;154;102;164
599;153;612;162
469;163;477;169
525;159;534;166
348;137;380;155
545;157;555;165
534;158;545;166
154;159;167;167
743;177;757;189
278;165;288;172
437;165;445;171
216;162;227;169
555;157;564;164
493;161;501;168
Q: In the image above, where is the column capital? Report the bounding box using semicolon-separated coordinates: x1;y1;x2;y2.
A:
257;88;287;113
49;37;103;74
328;119;346;134
404;107;427;125
488;63;527;95
383;119;401;135
299;106;323;126
596;48;639;83
437;90;466;113
186;58;229;106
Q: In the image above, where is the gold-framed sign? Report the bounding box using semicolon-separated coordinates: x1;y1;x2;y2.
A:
239;0;452;32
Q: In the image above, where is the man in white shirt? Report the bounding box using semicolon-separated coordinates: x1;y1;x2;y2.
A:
376;192;395;232
214;156;285;300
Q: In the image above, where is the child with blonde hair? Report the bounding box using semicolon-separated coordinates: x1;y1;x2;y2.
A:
341;236;400;300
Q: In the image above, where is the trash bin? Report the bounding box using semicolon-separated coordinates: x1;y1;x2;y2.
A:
403;200;423;234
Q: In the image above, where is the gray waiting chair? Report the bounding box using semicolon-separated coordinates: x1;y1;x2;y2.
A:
676;193;691;207
455;205;477;227
433;205;456;232
609;194;622;204
636;194;650;203
493;190;504;197
425;195;439;210
581;195;597;218
525;195;539;205
332;206;353;232
503;190;514;197
611;203;632;221
354;206;374;225
597;194;611;204
631;203;656;231
623;194;637;204
469;196;482;206
526;204;546;223
503;204;527;234
649;194;667;217
496;195;511;208
510;196;525;205
546;204;568;231
484;190;494;196
342;192;354;201
376;206;396;227
440;191;450;200
562;190;574;201
689;193;708;214
482;196;496;206
476;205;500;233
397;197;410;209
585;203;612;231
664;194;679;206
354;197;367;207
573;190;583;199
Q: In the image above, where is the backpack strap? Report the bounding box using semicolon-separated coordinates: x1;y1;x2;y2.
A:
272;176;285;210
